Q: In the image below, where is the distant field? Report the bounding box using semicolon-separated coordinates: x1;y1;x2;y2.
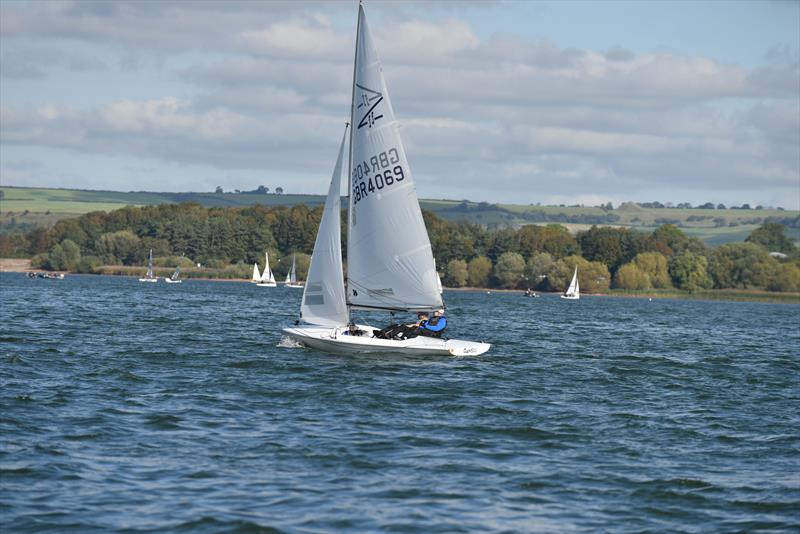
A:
1;186;797;245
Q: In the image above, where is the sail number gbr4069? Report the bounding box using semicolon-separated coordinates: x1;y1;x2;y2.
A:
352;147;405;205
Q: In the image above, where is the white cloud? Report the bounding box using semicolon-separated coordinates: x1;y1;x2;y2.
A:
0;0;797;208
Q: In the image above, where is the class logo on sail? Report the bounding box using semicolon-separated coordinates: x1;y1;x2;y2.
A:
356;84;383;129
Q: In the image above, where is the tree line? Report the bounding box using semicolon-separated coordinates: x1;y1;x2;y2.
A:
0;202;797;292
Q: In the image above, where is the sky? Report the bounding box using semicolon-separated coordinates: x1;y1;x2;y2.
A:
1;0;799;209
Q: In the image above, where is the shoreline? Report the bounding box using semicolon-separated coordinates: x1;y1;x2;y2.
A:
2;260;797;304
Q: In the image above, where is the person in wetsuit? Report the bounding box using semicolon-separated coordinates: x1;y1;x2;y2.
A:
373;312;429;340
418;309;447;338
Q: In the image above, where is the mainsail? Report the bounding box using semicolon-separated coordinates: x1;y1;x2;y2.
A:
146;249;154;278
260;252;275;283
566;266;580;297
346;5;443;312
300;127;349;327
171;266;180;281
252;262;261;282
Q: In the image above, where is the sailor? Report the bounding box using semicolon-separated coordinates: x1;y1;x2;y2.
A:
418;309;447;338
344;323;366;336
374;312;427;340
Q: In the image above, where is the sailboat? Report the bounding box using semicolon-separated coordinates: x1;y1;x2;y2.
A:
282;5;490;356
257;252;277;287
164;265;182;284
284;255;303;288
138;249;158;282
251;262;261;283
561;266;580;300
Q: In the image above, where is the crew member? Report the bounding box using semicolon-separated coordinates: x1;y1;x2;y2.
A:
418;309;447;337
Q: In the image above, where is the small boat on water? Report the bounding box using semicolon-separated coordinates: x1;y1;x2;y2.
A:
257;252;277;287
561;266;580;300
139;249;158;283
164;265;182;284
284;255;303;288
27;271;64;279
282;4;489;357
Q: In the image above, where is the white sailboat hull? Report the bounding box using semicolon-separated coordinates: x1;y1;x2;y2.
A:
257;281;277;287
139;278;158;283
164;278;182;284
282;324;490;357
560;294;579;300
285;283;304;289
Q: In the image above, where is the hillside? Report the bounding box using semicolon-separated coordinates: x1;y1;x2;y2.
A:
1;186;797;245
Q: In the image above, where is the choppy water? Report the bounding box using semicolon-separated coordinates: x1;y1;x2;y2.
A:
1;273;798;533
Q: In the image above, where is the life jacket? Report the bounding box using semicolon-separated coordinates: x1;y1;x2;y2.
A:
422;315;446;332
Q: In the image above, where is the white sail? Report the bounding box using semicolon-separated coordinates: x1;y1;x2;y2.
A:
252;262;261;282
564;266;580;298
289;255;297;284
146;249;154;278
346;5;443;312
300;127;350;327
260;252;275;283
171;266;180;281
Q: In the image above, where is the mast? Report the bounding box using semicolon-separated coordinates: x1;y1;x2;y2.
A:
346;2;362;312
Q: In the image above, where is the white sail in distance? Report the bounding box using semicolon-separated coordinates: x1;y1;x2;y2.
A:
252;262;261;282
346;5;443;312
260;252;275;283
300;127;350;327
146;249;154;278
566;266;580;297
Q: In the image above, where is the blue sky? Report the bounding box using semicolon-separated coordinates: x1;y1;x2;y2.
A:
1;0;798;209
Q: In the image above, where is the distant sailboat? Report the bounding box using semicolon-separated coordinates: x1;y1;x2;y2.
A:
251;262;261;283
257;252;277;287
164;265;182;284
561;266;580;300
139;249;158;283
284;255;303;288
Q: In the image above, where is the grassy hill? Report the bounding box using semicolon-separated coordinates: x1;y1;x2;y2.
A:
1;186;797;245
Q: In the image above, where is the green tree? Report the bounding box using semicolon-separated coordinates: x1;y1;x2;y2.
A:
632;251;672;288
669;252;712;291
576;226;649;272
467;256;492;287
613;263;651;290
487;228;517;263
96;230;141;264
709;243;777;289
60;239;81;271
50;219;89;250
746;223;797;255
46;243;65;270
524;252;554;290
494;252;526;288
653;224;688;256
517;224;579;259
767;262;800;292
445;259;468;287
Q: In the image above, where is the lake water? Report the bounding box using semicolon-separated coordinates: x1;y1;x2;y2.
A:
1;273;798;532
